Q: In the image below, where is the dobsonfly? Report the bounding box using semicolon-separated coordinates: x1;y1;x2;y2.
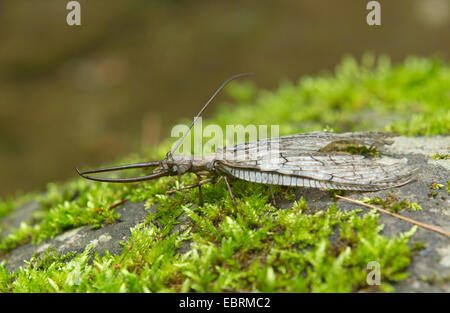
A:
76;73;417;207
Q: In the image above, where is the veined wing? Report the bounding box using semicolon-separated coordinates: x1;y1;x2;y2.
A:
216;131;396;156
215;132;416;191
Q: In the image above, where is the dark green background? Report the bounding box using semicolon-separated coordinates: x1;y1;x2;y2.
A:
0;0;449;197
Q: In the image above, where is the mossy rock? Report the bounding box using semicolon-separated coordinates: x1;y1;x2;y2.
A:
1;55;449;292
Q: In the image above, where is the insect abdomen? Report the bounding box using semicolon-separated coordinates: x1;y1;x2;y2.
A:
220;165;412;191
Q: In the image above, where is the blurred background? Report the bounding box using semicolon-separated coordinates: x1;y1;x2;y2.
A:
0;0;449;198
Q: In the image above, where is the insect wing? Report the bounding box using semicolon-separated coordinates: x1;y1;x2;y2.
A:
215;132;416;190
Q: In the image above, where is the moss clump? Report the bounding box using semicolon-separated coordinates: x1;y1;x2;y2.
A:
319;141;379;156
430;153;449;160
0;180;132;255
420;273;450;286
427;182;445;199
363;192;422;214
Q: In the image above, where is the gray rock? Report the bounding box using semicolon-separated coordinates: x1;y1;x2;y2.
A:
0;201;41;237
3;201;152;273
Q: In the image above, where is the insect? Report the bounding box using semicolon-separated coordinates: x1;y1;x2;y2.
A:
76;73;416;206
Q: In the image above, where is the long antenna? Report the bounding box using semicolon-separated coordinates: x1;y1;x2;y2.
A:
170;72;254;155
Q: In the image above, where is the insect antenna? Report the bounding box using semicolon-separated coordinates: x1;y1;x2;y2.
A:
78;161;161;175
170;72;254;156
76;73;253;183
75;161;166;183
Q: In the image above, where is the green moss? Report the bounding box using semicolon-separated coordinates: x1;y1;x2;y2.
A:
411;241;426;252
0;192;417;292
0;180;129;254
0;193;35;219
363;192;422;213
428;182;445;199
1;54;449;292
430;153;449;160
319;142;379;157
420;273;450;286
214;55;450;137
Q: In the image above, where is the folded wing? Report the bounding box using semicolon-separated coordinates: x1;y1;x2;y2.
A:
215;131;416;191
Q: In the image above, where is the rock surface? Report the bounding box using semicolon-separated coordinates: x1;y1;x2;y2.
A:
3;202;155;273
1;135;449;291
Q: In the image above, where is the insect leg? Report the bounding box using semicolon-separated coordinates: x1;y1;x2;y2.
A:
223;176;236;208
166;178;214;194
196;174;204;207
269;185;277;207
214;176;223;185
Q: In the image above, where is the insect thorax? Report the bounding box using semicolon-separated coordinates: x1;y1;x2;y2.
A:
168;155;216;175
